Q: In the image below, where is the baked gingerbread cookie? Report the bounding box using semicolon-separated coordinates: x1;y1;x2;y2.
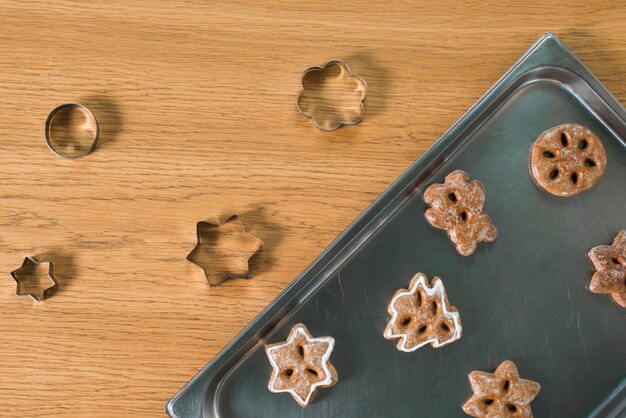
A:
423;170;497;256
587;230;626;308
265;323;338;407
384;273;462;351
463;360;541;418
530;123;607;197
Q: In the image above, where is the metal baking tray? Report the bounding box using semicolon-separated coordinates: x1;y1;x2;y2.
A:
167;33;626;418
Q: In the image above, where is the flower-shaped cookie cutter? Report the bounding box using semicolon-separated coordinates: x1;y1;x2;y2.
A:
297;60;367;131
186;215;263;286
10;256;58;301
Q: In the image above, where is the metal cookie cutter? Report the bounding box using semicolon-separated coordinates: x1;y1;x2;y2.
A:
10;257;58;301
186;215;263;286
45;103;100;158
297;60;367;131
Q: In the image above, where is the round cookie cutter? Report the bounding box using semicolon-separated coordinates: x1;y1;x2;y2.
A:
45;103;100;158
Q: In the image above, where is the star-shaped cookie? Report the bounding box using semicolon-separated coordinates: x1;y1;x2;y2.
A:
587;230;626;307
463;360;540;418
384;273;462;351
265;323;338;407
10;256;58;302
186;215;262;286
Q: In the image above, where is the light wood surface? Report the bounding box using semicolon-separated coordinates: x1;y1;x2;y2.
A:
1;1;626;416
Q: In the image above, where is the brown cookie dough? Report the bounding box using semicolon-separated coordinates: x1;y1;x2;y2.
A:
587;230;626;308
265;323;338;407
423;170;497;256
384;273;462;351
463;360;541;418
530;123;607;197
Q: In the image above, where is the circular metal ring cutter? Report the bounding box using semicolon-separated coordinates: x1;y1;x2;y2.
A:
45;103;100;158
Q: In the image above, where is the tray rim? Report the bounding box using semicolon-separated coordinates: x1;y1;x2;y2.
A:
166;32;626;418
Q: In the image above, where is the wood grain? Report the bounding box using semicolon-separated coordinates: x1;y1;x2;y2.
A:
1;1;626;416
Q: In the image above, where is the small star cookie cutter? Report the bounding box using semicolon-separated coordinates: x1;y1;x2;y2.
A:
265;323;338;407
186;215;263;286
10;256;58;302
297;60;367;131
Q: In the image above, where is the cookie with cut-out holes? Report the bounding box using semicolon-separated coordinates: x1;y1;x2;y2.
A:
587;230;626;308
530;123;607;197
265;323;337;407
384;273;462;351
423;170;497;256
463;360;541;418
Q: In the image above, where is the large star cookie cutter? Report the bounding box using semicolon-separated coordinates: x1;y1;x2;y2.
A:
10;256;58;302
384;273;462;351
186;215;263;286
297;60;367;131
265;323;338;407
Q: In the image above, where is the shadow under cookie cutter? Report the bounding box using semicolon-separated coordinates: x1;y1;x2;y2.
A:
10;256;58;301
186;215;263;286
45;103;100;158
297;60;367;131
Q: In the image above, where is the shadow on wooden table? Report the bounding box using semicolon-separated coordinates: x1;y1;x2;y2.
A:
79;95;123;152
240;205;287;278
345;52;391;119
36;249;74;298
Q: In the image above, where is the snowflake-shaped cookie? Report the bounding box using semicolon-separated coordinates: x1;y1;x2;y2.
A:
463;360;541;418
587;230;626;308
423;170;497;256
265;323;338;407
384;273;462;351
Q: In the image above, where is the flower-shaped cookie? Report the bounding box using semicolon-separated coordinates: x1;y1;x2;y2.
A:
384;273;462;351
423;170;497;256
297;60;367;131
463;360;541;418
530;123;607;197
587;230;626;308
266;323;338;407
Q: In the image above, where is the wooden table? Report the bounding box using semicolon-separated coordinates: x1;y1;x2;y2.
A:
1;1;625;416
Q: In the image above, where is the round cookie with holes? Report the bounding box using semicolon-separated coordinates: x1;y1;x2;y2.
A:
530;123;607;197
